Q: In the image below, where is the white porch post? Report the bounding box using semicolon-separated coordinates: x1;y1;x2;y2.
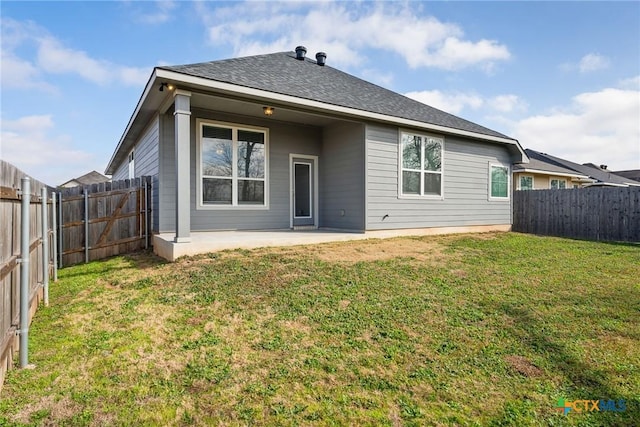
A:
174;89;192;243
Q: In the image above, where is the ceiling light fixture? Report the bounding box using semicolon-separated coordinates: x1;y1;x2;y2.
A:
159;82;175;92
263;106;274;116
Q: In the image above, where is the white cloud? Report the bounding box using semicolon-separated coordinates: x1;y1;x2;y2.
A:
488;95;526;113
511;86;640;170
579;53;610;73
136;0;177;25
561;53;611;73
0;52;56;92
35;36;150;86
619;75;640;90
360;68;394;88
0;18;150;90
198;2;510;71
405;90;525;115
0;115;102;185
37;38;112;84
405;90;483;114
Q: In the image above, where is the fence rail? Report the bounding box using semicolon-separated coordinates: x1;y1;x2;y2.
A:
1;160;55;391
513;187;640;242
57;177;152;266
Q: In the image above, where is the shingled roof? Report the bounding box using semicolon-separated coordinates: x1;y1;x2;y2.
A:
158;51;512;140
60;170;110;188
520;149;640;186
514;149;588;177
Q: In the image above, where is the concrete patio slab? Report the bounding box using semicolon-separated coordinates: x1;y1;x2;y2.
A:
153;225;510;261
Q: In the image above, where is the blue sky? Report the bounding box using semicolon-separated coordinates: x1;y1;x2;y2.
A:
2;1;639;185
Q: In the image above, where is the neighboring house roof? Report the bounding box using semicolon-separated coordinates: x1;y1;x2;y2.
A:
60;170;110;188
611;169;640;182
159;52;511;140
513;149;591;180
519;149;640;186
106;48;527;174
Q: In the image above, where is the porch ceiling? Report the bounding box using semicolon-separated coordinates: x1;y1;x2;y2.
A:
189;91;349;127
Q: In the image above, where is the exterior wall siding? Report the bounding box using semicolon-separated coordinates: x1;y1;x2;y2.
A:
109;116;160;231
185;109;322;231
135;116;159;177
365;123;513;230
159;112;176;232
111;161;128;181
320;122;366;230
135;116;160;232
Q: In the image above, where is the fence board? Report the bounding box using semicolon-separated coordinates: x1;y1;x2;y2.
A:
513;187;640;242
58;176;151;266
0;160;53;391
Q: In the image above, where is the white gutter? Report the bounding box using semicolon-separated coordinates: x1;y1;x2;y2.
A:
514;168;590;179
155;69;528;159
584;182;629;188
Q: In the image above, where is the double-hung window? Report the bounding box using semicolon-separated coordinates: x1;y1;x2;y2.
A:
550;178;566;189
519;175;533;190
489;163;510;200
199;121;267;207
400;132;443;197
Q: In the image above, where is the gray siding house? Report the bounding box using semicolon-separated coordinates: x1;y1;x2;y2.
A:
106;47;527;259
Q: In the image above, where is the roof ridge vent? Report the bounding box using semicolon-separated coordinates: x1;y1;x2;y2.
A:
315;52;327;66
295;46;307;60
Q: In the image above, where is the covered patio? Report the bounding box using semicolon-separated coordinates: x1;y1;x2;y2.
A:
152;224;510;261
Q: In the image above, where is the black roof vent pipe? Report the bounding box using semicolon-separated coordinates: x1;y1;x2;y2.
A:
295;46;307;60
315;52;327;66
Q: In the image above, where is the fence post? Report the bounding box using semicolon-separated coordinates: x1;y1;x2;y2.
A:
144;179;149;249
51;192;58;281
19;177;30;368
58;191;63;269
84;189;89;263
41;188;49;306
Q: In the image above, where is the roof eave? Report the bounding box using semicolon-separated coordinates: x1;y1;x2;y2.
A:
154;68;529;161
105;69;159;175
585;182;629;187
513;168;590;179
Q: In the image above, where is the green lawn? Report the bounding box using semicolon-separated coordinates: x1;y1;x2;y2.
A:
1;232;638;426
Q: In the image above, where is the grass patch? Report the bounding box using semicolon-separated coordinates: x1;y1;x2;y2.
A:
1;233;638;426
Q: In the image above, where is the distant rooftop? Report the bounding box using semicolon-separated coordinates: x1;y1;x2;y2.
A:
517;149;640;186
613;169;640;182
60;170;110;188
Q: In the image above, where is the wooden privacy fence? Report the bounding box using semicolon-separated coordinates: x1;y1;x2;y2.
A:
513;187;640;242
57;177;152;266
1;160;56;391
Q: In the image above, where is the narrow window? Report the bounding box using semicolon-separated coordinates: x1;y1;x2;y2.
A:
128;150;135;180
202;126;233;204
